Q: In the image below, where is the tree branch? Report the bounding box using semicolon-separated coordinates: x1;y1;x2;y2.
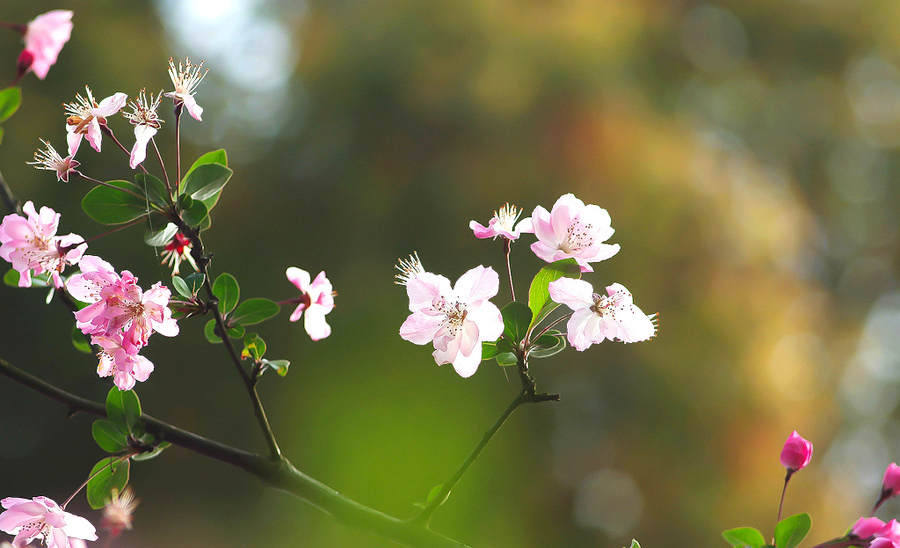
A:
0;357;469;548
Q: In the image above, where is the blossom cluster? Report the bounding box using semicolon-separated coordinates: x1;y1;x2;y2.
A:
0;496;96;548
67;256;178;390
0;201;85;288
399;193;656;377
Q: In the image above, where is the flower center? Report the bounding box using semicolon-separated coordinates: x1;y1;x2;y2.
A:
559;220;594;253
434;297;468;334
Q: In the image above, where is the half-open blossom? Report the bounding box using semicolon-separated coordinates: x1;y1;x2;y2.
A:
27;139;79;182
852;517;887;539
165;58;206;121
548;278;656;350
0;201;86;288
94;334;155;391
400;265;504;378
883;463;900;499
286;267;335;341
19;10;73;80
65;87;128;154
530;193;620;272
470;203;533;241
780;431;813;472
100;487;137;539
0;495;97;548
122;90;163;169
159;232;196;275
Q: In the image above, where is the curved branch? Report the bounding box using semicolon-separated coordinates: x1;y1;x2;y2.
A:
0;357;468;548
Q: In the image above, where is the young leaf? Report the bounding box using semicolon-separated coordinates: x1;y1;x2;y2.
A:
131;441;172;462
501;301;532;345
181;162;232;210
774;513;811;548
106;388;142;436
482;341;499;360
212;273;240;314
261;359;290;377
171;275;191;299
204;318;223;344
629;541;641;548
226;324;246;339
722;527;767;548
86;458;130;510
527;258;581;329
0;87;22;123
232;298;280;326
425;483;450;508
144;222;178;247
184;273;205;295
134;173;170;209
81;180;149;224
184;149;228;179
528;332;566;359
496;352;518;366
242;333;267;361
92;420;128;453
181;197;209;228
71;325;92;354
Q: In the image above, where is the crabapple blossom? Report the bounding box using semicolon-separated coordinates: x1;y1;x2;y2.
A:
0;201;86;288
530;193;620;272
873;520;900;548
0;496;96;548
64;87;128;154
286;267;335;341
165;58;206;121
400;265;504;378
852;517;887;539
67;255;122;335
94;334;154;391
470;203;533;241
27;139;79;182
19;10;73;80
159;232;196;275
779;431;813;472
548;278;656;350
884;463;900;498
123;90;163;169
101;273;179;351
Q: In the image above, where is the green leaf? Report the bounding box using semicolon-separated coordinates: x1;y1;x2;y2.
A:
226;324;246;339
261;359;290;377
86;458;130;509
184;149;228;179
3;269;51;288
181;162;232;211
144;222;178;247
184;273;205;295
232;298;280;326
241;333;267;361
425;483;450;507
71;325;92;354
4;269;20;286
628;541;641;548
82;180;149;225
105;388;142;436
212;273;240;314
501;301;532;345
204;318;223;343
722;527;767;548
496;352;518;366
774;513;811;548
481;341;499;361
528;258;581;329
131;441;171;462
0;87;22;123
92;420;128;453
134;173;170;209
171;275;191;299
180;197;209;228
529;331;566;359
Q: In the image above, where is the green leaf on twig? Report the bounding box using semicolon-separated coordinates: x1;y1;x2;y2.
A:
181;162;232;211
106;388;142;436
204;318;223;343
134;173;170;209
82;180;149;225
144;222;178;247
528;330;566;359
92;420;128;453
131;441;171;461
86;458;130;509
261;359;290;376
722;527;767;548
232;298;280;326
212;273;240;314
500;301;531;346
481;341;499;360
774;513;811;548
0;87;22;123
242;333;267;361
527;258;580;330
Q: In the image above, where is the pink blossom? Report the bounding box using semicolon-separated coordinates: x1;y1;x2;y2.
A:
884;463;900;498
470;203;533;241
159;232;196;275
286;267;335;341
123;90;163;169
548;278;656;350
165;58;206;121
873;520;900;548
779;431;813;472
400;265;504;378
19;10;73;80
530;193;620;272
0;201;86;288
852;517;886;539
103;273;179;350
27;140;79;182
0;495;96;548
65;87;128;154
67;255;123;336
94;334;155;391
395;252;425;286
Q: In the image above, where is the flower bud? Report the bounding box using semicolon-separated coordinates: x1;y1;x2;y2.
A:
780;431;813;472
883;463;900;498
851;517;886;539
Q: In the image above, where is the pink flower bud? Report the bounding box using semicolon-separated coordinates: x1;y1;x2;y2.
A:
780;431;813;472
852;517;886;538
883;463;900;498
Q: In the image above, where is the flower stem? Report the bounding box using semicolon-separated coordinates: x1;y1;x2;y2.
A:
503;238;515;301
61;455;129;509
411;390;529;526
151;137;173;199
174;104;182;195
776;469;792;524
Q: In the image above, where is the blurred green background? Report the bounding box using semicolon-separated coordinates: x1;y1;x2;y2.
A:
3;0;900;546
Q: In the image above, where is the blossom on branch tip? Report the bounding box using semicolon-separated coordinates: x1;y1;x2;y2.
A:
530;193;620;272
470;203;533;241
65;87;127;154
548;278;656;350
286;267;335;341
779;431;813;472
872;520;900;548
852;517;886;539
165;58;206;121
27;139;79;182
400;265;504;378
0;201;86;288
19;10;73;80
0;496;97;548
123;90;163;169
884;463;900;498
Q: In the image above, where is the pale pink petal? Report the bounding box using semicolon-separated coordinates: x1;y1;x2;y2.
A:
469;220;495;239
451;347;482;378
286;267;310;291
92;93;128;118
289;303;306;323
453;265;499;304
514;216;533;234
465;301;504;342
304;308;332;341
130;124;158;169
61;511;97;541
566;308;597;351
181;94;203;121
66;129;82;157
400;313;445;345
548;277;593;310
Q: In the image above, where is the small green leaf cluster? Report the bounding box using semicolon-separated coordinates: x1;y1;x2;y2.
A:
723;513;811;548
88;389;170;509
241;332;290;377
203;273;281;344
